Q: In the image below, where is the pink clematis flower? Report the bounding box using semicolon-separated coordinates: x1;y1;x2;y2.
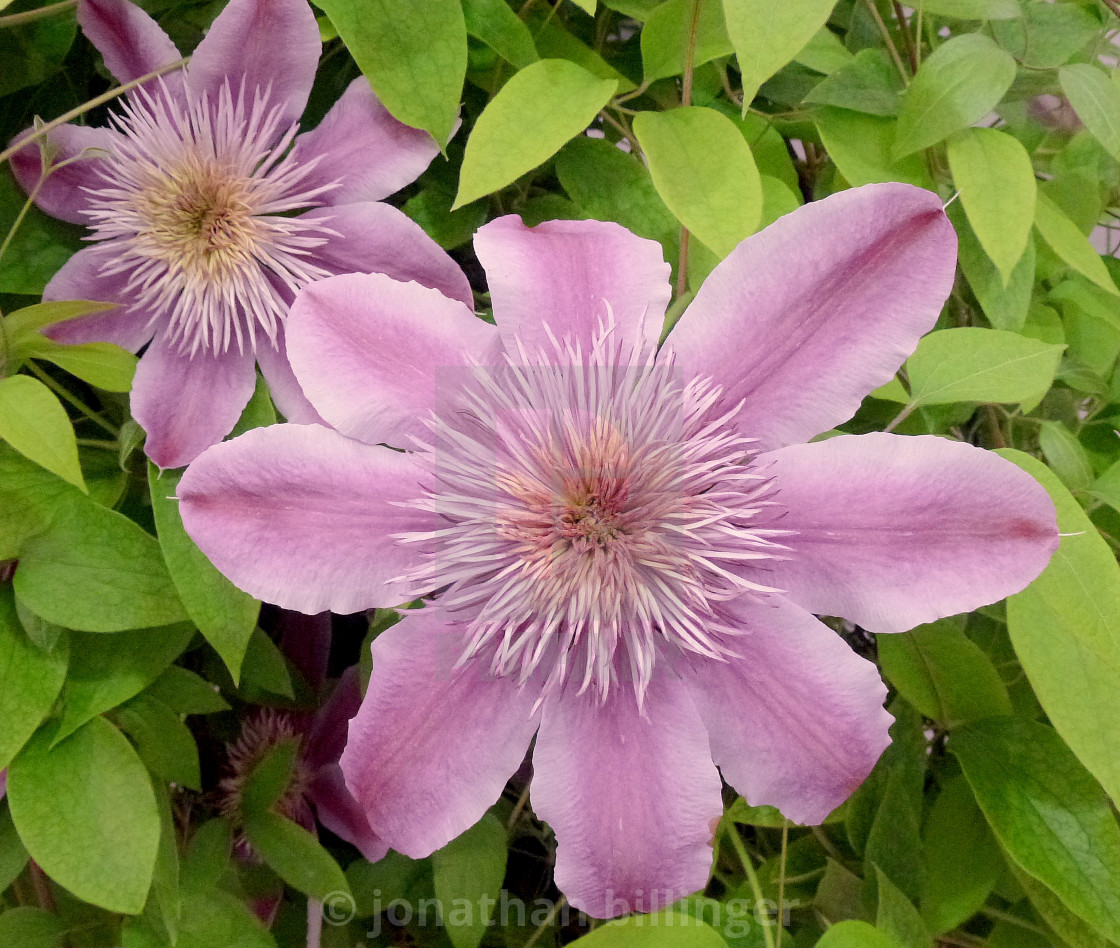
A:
178;183;1059;918
11;0;470;468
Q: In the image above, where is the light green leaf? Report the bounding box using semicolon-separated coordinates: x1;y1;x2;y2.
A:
570;0;596;13
814;108;933;188
1037;421;1093;493
1059;64;1120;162
1;299;116;358
525;8;636;91
0;801;30;894
0;588;68;771
0;375;85;491
1034;191;1120;297
8;717;160;915
919;0;1021;17
951;717;1120;943
993;3;1099;70
243;810;350;902
14;498;187;633
920;777;1002;935
633;106;761;258
311;0;465;146
640;0;732;83
54;624;194;743
432;813;508;948
946;128;1036;285
174;887;277;948
454;59;616;209
804;48;903;116
877;620;1012;728
893;34;1016;159
462;0;537;68
114;693;201;790
0;907;66;948
951;204;1034;332
1012;866;1113;948
24;338;137;393
816;921;905;948
238;626;295;700
576;908;729;948
149;463;259;681
722;0;838;103
144;666;229;715
999;450;1120;809
793;25;853;74
758;174;802;228
905;328;1063;407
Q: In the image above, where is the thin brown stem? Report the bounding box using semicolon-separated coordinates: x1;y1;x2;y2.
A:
29;861;56;914
1101;0;1120;21
0;0;76;28
891;1;918;72
862;0;909;83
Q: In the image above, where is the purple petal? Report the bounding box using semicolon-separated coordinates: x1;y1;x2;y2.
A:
254;325;324;425
41;245;155;351
761;433;1059;634
10;125;121;225
302;202;474;307
0;769;6;800
131;331;257;468
178;424;434;613
290;78;440;204
664;183;957;450
530;673;722;918
340;611;541;857
307;766;390;863
305;667;363;771
287;272;499;448
474;215;671;356
680;595;892;825
184;0;319;127
77;0;183;86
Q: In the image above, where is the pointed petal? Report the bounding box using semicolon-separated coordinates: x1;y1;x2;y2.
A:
291;78;440;204
664;183;957;450
254;325;324;425
185;0;319;127
287;271;499;448
10;125;121;225
530;675;723;918
308;767;390;863
131;332;256;468
340;611;540;857
474;215;670;356
761;433;1059;634
305;667;362;771
680;595;892;825
41;245;155;351
77;0;182;86
302;202;473;307
178;424;433;613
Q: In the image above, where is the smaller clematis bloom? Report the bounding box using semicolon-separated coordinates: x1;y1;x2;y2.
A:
178;183;1059;918
11;0;470;468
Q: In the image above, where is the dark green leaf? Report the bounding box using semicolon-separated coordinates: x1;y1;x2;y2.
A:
874;867;934;948
243;810;350;902
144;665;229;715
114;693;201;790
462;0;537;68
238;626;294;700
0;799;30;894
0;169;84;296
0;907;65;948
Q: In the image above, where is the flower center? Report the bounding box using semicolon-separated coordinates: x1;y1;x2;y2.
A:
400;326;791;706
83;80;338;356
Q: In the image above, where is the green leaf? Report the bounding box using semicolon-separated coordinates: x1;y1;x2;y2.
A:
149;463;259;681
904;328;1063;407
403;189;488;251
0;169;84;296
1049;276;1120;376
347;850;428;916
0;375;85;491
144;665;229;715
1012;866;1113;948
525;8;636;91
893;34;1016;159
462;0;538;68
951;204;1035;332
242;738;300;818
722;0;838;103
0;0;76;97
144;781;181;945
946;128;1036;285
919;0;1021;17
816;921;905;948
804;48;903;116
15;496;187;633
432;813;508;948
1059;64;1120;162
632;106;762;258
311;0;465;146
814;108;933;188
640;0;732;83
1034;191;1120;297
55;623;195;743
0;907;66;948
238;626;295;700
243;810;350;902
793;25;854;75
0;800;30;894
950;717;1120;943
999;450;1120;809
576;908;729;948
1;299;117;359
454;59;617;209
874;867;934;948
8;717;160;914
229;373;276;435
24;339;137;393
920;776;1002;935
1037;421;1094;493
876;620;1012;728
114;693;201;790
993;3;1099;70
0;587;68;771
176;887;277;948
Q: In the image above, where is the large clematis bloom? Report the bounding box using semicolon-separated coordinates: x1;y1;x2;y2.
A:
178;183;1059;918
10;0;470;468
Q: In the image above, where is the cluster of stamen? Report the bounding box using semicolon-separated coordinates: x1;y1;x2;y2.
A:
83;80;338;356
399;323;791;708
218;710;312;828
